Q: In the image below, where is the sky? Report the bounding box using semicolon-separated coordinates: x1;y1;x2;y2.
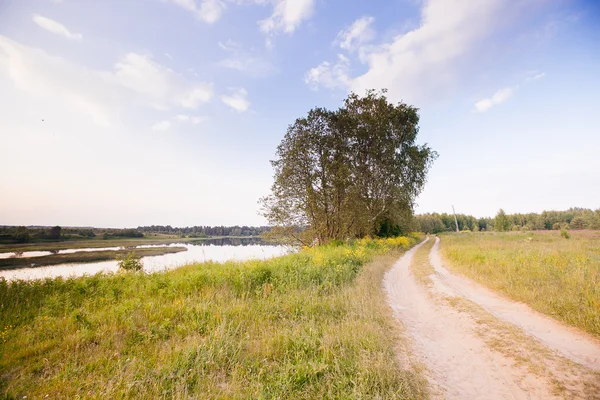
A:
0;0;599;228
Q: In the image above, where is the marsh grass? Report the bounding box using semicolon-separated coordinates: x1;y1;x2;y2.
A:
0;235;425;399
440;231;600;337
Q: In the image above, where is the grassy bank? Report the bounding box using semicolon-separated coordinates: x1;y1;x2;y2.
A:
0;247;187;270
0;234;426;399
440;231;600;337
0;235;199;254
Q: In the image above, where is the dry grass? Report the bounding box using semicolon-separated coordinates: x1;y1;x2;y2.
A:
0;235;426;399
439;231;600;338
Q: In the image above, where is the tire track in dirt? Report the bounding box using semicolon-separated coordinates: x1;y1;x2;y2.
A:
384;238;600;399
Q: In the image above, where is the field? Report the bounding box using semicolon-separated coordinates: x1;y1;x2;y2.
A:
440;231;600;337
0;235;427;399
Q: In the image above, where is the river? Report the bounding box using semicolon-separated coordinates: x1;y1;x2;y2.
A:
0;238;290;281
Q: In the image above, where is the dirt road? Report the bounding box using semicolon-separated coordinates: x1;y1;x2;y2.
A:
384;237;600;399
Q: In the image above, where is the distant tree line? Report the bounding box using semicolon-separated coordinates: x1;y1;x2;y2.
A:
414;207;600;233
0;226;145;244
137;225;271;237
0;226;64;243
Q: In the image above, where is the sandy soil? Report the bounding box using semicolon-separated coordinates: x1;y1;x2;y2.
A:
384;237;600;399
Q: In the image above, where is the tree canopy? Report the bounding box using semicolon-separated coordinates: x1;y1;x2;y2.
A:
260;90;437;244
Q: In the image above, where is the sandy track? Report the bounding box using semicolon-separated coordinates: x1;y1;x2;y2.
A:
384;238;600;399
428;237;600;370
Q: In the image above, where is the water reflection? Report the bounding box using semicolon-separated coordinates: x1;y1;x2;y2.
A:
0;240;290;281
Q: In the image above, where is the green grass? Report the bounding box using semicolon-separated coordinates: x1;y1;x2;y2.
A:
0;234;426;399
0;247;187;270
440;231;600;338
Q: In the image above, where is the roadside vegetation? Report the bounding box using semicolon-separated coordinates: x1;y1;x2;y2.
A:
0;235;425;399
440;231;600;338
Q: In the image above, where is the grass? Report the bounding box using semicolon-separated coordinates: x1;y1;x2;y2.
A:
0;234;427;399
439;231;600;338
0;247;187;270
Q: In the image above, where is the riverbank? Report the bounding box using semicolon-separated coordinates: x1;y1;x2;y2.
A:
0;235;259;254
0;247;187;270
0;235;426;399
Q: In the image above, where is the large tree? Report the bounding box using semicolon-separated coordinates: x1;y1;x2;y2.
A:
260;90;437;243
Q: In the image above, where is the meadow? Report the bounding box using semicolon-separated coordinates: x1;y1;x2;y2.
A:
440;231;600;337
0;234;426;399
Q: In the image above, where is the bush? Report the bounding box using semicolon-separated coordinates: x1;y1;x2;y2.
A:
560;228;570;239
117;252;143;271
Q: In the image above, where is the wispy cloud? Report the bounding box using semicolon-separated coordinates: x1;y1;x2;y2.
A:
474;86;518;112
305;54;351;90
526;72;546;81
335;16;375;52
220;88;251;112
306;0;537;105
33;15;83;41
258;0;315;35
168;0;225;23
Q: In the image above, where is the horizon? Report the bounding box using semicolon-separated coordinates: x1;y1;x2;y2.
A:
1;0;599;228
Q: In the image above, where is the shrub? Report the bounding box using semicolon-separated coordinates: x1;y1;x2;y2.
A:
560;228;570;239
117;252;143;271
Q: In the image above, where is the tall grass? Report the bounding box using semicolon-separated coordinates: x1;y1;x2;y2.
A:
440;231;600;337
0;234;425;399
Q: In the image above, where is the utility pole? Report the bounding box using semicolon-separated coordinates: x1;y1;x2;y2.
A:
452;205;459;233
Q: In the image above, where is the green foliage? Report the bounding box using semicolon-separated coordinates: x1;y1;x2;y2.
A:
13;226;30;243
415;207;600;234
117;252;143;271
261;90;437;244
561;228;571;239
0;235;425;398
48;226;62;240
494;209;511;232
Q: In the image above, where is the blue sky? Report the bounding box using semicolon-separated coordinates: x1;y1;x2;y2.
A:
0;0;598;228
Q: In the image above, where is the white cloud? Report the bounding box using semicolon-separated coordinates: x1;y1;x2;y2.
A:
176;114;190;121
304;54;351;90
0;35;213;132
152;120;172;131
527;72;546;81
474;86;517;112
335;16;375;52
308;0;530;104
114;52;213;109
32;15;83;41
220;88;251;112
168;0;225;23
259;0;315;34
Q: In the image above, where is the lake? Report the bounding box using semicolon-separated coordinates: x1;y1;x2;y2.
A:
0;238;290;281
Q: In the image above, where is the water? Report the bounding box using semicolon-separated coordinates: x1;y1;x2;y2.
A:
0;239;290;281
